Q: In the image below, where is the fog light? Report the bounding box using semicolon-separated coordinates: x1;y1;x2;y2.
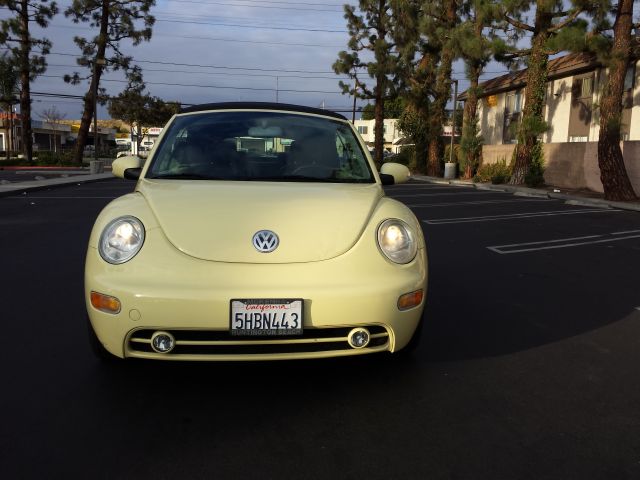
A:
90;291;121;314
398;289;424;311
151;331;175;353
348;328;370;349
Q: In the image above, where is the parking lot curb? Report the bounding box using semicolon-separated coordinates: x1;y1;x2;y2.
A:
0;173;114;198
411;175;640;213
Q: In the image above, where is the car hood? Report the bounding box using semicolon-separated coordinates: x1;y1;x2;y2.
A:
137;179;384;263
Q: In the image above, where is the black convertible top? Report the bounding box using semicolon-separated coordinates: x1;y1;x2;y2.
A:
179;102;348;121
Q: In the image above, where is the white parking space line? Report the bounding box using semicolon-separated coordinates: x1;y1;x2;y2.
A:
612;229;640;235
488;232;640;254
406;198;554;208
387;183;474;188
391;191;506;199
423;208;620;225
6;196;118;199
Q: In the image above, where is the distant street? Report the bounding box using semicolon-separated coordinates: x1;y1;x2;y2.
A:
0;168;89;184
1;178;639;479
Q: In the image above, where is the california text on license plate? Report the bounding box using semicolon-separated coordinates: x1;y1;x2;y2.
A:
230;299;303;336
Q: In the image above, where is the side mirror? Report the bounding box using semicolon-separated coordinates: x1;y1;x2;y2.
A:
380;162;410;185
112;156;144;180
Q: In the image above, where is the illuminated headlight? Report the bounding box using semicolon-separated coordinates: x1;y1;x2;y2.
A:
99;216;145;264
377;219;417;264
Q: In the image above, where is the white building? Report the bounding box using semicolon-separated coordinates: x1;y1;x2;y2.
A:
353;119;404;153
461;52;640;193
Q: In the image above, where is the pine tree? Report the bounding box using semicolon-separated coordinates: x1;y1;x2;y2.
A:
108;68;179;150
333;0;398;167
64;0;155;164
0;53;19;160
499;0;587;184
0;0;58;163
453;0;501;178
391;0;460;177
585;0;638;201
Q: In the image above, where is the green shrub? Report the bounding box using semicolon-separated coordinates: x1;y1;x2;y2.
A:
392;145;413;166
474;157;512;184
392;145;427;174
443;143;463;165
525;142;545;187
33;150;76;166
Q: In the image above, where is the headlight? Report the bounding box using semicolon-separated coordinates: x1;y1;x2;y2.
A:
99;216;145;264
377;219;417;264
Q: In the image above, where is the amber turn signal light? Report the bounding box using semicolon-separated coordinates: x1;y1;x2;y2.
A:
91;291;121;314
397;289;424;311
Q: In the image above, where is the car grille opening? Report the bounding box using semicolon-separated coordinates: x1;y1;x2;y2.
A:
126;326;390;359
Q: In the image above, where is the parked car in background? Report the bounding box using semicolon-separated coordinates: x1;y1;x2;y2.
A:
86;102;427;361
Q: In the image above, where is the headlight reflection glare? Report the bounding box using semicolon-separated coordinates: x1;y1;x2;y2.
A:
377;219;417;264
99;216;145;264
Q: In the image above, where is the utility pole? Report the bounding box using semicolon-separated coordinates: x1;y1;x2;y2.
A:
352;78;358;124
276;76;279;103
449;79;459;164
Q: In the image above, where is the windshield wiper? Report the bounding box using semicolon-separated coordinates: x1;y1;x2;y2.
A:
254;175;339;183
148;173;224;180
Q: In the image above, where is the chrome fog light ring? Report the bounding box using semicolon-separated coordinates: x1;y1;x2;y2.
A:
150;331;176;353
347;328;371;349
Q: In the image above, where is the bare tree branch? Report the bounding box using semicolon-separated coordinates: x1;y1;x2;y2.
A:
549;9;584;33
504;15;535;33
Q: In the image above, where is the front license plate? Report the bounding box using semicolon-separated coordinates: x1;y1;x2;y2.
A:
230;299;303;336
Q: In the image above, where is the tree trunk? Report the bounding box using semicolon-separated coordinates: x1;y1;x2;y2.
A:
72;0;109;164
596;0;638;201
6;113;12;161
462;68;480;179
372;0;387;168
427;0;456;177
427;137;441;176
411;54;435;173
374;91;384;167
510;10;552;185
19;0;33;164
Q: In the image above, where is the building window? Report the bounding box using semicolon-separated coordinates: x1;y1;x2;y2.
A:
505;90;522;114
624;64;636;90
581;77;593;98
568;75;594;140
357;126;368;135
503;90;523;144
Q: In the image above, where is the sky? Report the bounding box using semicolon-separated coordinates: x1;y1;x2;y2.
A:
1;0;546;121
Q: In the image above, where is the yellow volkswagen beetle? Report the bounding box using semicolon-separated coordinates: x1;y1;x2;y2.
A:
85;103;428;361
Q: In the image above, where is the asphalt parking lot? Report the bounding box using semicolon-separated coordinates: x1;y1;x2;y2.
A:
1;178;639;479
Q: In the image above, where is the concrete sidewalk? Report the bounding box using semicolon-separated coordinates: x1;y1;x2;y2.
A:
412;175;640;213
2;170;639;214
0;172;114;198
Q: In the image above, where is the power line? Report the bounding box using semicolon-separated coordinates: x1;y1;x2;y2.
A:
155;0;344;12
48;24;345;48
44;62;350;80
38;74;344;94
154;17;346;33
43;51;341;74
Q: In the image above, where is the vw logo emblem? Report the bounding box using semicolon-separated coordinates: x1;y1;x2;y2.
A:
252;230;279;253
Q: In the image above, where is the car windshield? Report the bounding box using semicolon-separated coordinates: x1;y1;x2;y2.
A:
146;111;374;183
